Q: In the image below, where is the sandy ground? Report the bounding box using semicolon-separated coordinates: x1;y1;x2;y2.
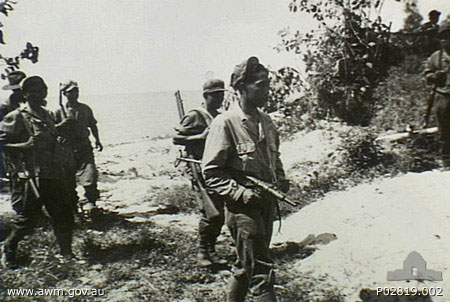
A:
273;170;450;301
1;128;448;301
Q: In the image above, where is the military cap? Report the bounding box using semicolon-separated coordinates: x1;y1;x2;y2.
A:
22;76;47;92
230;56;267;89
203;79;225;94
438;18;450;36
2;70;26;90
429;10;441;17
61;80;79;93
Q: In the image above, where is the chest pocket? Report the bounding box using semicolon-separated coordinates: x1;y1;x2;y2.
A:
236;142;258;172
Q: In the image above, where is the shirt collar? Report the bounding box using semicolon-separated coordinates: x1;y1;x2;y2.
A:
231;101;265;122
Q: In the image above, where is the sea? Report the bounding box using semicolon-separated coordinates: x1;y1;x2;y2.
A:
47;90;204;145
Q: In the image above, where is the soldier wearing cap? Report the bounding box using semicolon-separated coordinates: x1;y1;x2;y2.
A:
0;76;75;268
54;81;102;212
202;57;289;302
419;10;442;55
424;19;450;169
173;79;226;267
0;71;27;120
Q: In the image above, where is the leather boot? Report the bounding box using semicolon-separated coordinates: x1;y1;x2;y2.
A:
197;238;212;267
227;275;248;302
1;242;17;269
55;231;73;257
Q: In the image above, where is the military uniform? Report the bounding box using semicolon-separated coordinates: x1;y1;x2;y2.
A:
54;100;100;207
202;102;286;301
175;107;225;260
0;102;74;266
0;91;24;121
174;79;226;266
0;71;27;179
424;25;450;167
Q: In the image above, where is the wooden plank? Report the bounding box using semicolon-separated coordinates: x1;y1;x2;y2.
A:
375;127;439;142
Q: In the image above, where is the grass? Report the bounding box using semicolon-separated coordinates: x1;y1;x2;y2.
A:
0;207;344;302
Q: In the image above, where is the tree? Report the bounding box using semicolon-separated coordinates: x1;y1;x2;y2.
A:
277;0;412;126
0;0;39;79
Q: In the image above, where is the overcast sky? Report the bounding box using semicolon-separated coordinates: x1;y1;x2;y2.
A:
0;0;448;96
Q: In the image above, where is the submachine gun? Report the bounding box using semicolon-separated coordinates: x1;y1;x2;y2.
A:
175;157;300;208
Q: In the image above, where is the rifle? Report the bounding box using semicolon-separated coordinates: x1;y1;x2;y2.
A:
424;86;437;128
1;154;41;199
176;157;299;208
59;83;67;118
424;50;445;128
174;91;222;219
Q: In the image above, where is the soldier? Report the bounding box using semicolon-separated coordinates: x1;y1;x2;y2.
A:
173;79;226;267
54;81;103;212
420;10;441;33
0;71;27;120
424;20;450;170
419;10;441;55
0;76;75;268
202;57;289;302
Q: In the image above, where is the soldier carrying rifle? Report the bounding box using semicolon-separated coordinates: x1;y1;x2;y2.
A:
173;79;226;267
202;57;289;302
0;76;75;268
424;20;450;170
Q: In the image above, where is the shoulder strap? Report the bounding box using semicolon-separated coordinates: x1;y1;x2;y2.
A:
191;108;213;126
18;110;34;136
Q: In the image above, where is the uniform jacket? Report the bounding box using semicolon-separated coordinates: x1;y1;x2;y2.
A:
54;102;97;150
424;49;450;95
0;105;64;178
202;103;286;202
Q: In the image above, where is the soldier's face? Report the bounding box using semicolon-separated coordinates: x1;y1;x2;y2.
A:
204;91;224;110
244;71;270;108
66;88;79;102
23;86;47;104
430;14;440;24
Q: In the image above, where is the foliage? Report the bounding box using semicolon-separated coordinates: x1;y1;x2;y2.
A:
267;66;325;136
0;0;39;78
371;55;430;132
403;0;422;32
276;0;430;128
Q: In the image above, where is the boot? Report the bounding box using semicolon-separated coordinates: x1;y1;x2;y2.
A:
207;242;227;265
227;275;248;302
197;249;213;267
197;237;213;267
1;242;17;269
55;230;73;258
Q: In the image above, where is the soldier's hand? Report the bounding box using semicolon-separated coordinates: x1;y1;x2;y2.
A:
95;140;103;152
200;127;209;139
241;188;260;205
277;179;290;193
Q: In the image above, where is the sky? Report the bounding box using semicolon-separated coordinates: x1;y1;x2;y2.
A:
0;0;448;97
